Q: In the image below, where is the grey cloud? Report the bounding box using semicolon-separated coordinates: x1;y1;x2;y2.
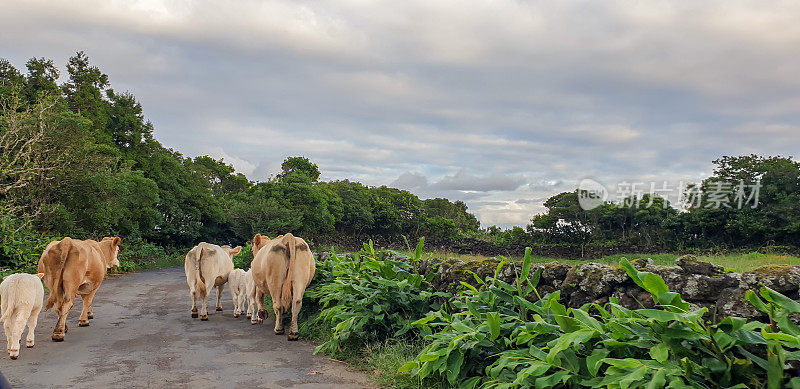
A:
2;0;799;227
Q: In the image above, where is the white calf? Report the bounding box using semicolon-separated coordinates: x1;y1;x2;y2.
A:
245;269;257;323
0;273;44;359
228;269;247;318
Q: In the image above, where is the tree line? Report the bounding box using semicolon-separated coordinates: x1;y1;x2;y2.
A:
0;52;480;264
491;154;800;252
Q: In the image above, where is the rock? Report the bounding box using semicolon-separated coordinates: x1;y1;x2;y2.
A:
717;287;766;320
676;255;725;276
678;273;740;302
629;258;655;269
741;265;800;295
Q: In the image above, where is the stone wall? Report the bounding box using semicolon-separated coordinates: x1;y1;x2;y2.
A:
414;254;800;320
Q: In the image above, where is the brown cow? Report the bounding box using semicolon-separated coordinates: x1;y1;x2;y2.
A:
37;237;121;342
250;233;315;340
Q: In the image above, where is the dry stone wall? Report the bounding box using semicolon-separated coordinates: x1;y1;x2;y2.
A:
415;255;800;321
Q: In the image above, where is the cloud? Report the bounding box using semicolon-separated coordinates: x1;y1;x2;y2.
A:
391;171;525;193
2;0;799;227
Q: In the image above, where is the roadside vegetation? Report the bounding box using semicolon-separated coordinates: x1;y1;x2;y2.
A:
302;242;800;388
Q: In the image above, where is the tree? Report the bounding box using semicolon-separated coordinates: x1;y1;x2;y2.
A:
62;51;110;132
23;57;59;103
105;90;154;150
277;156;320;182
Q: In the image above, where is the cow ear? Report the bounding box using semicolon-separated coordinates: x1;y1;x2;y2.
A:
233;246;242;255
112;237;121;247
253;234;262;248
36;273;45;280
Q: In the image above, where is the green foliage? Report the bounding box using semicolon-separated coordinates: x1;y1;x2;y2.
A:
308;240;448;355
401;251;800;388
0;215;54;276
233;242;254;270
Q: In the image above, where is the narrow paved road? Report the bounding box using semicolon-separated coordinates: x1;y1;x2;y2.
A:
0;267;372;388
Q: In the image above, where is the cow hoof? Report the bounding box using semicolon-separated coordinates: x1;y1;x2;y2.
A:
246;314;251;319
251;321;258;325
88;313;94;320
234;313;240;318
10;355;17;360
52;334;64;342
216;307;223;312
200;315;209;321
274;329;285;335
191;312;198;318
288;332;299;341
79;321;90;327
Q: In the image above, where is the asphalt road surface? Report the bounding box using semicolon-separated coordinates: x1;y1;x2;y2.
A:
0;267;372;388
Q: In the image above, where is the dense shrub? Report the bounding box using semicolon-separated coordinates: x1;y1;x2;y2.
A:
0;215;55;276
307;239;449;354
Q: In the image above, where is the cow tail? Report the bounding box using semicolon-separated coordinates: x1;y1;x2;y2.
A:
195;247;207;296
0;278;18;322
281;234;297;309
45;238;72;311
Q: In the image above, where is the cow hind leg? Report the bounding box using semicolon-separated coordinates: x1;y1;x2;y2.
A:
53;291;75;341
216;285;223;311
78;289;98;327
189;287;198;318
255;289;268;325
288;283;306;341
199;287;209;321
232;292;241;318
4;316;13;356
7;311;26;359
272;299;284;335
26;306;40;348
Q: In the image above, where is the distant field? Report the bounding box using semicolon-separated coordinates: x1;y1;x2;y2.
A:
389;249;800;273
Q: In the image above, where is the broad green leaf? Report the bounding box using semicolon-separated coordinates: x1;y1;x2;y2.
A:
761;286;800;313
646;370;667;389
587;348;610;376
650;343;669;364
486;312;501;340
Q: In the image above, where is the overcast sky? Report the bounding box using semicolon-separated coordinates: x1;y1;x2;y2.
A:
2;0;799;228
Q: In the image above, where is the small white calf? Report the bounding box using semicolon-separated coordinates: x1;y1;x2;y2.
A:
228;269;247;318
245;269;257;323
0;273;44;359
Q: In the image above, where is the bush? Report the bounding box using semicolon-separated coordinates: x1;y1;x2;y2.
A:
307;240;449;355
0;215;56;276
118;239;184;271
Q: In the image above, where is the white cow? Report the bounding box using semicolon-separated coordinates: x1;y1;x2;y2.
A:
0;273;44;359
245;269;257;323
184;243;241;320
227;269;247;318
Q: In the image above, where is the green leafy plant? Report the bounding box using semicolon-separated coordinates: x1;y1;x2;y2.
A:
308;239;448;355
402;252;800;388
